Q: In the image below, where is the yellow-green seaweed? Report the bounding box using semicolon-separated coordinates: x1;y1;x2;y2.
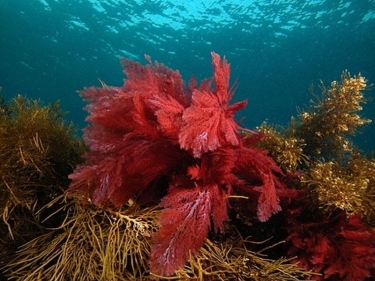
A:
0;94;85;271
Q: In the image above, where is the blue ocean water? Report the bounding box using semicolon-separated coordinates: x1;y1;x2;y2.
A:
1;0;374;151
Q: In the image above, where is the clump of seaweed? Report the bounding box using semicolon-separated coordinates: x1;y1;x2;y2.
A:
296;70;371;159
0;94;84;269
257;70;371;169
302;153;375;221
4;199;160;281
67;53;298;276
292;71;375;222
156;235;313;281
256;120;307;172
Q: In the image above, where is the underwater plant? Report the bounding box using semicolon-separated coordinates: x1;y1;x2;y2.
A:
67;53;298;276
0;94;84;274
295;71;371;160
284;196;375;281
4;201;160;281
158;232;313;281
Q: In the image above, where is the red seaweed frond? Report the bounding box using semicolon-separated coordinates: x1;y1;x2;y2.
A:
286;211;375;280
234;146;285;222
179;53;247;158
67;52;290;276
150;183;228;276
